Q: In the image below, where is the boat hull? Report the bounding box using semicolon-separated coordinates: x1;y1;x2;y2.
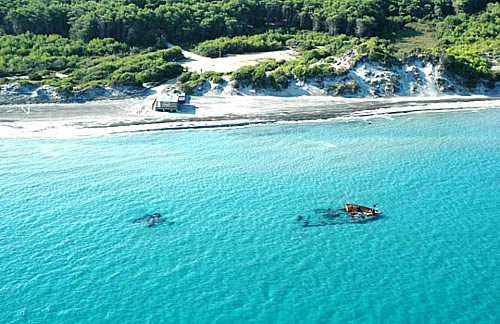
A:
345;204;382;215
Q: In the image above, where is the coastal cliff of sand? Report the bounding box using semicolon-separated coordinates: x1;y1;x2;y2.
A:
1;51;498;105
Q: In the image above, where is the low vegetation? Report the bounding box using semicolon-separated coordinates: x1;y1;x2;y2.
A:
229;36;398;90
176;71;225;94
434;3;500;86
0;33;184;92
0;0;498;92
194;32;291;58
392;22;439;56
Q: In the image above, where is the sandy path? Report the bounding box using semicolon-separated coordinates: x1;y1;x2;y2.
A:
173;44;298;73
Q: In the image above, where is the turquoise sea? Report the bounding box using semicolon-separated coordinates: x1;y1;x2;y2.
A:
1;108;499;323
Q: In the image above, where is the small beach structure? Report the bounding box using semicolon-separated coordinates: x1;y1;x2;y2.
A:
178;93;186;103
173;89;186;103
154;94;179;112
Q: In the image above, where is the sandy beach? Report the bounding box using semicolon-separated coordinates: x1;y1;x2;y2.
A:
0;95;499;139
1;46;499;139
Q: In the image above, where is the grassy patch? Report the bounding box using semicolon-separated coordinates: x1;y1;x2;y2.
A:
393;22;439;56
176;71;226;93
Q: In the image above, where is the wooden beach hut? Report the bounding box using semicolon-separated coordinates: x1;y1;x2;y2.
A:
155;94;179;112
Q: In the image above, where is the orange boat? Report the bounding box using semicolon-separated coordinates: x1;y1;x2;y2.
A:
345;204;382;216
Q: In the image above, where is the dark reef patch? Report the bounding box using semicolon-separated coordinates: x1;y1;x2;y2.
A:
133;212;174;228
298;208;380;227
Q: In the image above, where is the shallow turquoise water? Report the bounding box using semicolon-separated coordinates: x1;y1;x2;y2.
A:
1;109;499;323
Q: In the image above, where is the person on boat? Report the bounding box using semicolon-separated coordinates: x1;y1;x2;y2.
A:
371;205;377;215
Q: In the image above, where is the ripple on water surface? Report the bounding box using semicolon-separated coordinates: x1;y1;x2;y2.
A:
0;109;499;323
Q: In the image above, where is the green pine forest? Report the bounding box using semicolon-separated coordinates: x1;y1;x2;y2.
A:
0;0;498;92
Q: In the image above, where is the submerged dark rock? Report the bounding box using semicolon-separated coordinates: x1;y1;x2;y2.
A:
300;207;380;227
134;212;168;228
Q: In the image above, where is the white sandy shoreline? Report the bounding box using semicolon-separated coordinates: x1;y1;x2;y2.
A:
0;95;498;139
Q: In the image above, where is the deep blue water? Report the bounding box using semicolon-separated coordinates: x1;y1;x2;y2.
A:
1;109;499;323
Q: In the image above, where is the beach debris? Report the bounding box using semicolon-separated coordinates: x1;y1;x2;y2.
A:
133;212;171;228
345;203;381;216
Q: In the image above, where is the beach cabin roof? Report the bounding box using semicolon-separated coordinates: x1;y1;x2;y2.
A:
157;94;178;103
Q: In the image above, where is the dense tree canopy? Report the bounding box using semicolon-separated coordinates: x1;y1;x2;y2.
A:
1;0;498;46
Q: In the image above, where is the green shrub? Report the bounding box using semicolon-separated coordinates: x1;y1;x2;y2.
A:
231;65;256;86
194;32;291;58
109;72;142;87
334;83;347;95
201;71;225;84
136;63;184;84
347;80;360;93
0;34;184;88
28;72;43;80
269;68;291;90
442;53;493;87
17;80;35;87
55;84;74;95
177;72;193;83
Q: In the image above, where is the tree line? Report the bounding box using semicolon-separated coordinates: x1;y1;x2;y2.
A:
0;0;497;47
